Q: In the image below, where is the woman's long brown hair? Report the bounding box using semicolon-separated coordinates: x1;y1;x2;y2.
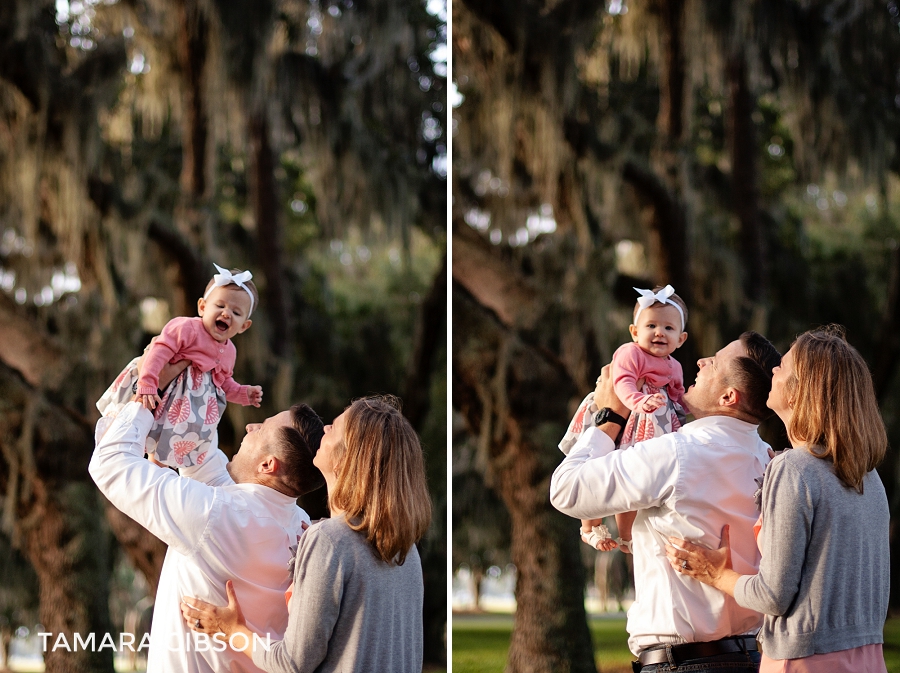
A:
329;396;432;564
786;326;887;492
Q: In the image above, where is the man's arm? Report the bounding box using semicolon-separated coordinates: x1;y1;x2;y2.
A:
550;431;678;519
593;363;630;443
179;442;235;487
88;402;217;555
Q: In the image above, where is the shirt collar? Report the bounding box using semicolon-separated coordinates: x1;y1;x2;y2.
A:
684;414;757;433
230;482;298;508
682;415;770;458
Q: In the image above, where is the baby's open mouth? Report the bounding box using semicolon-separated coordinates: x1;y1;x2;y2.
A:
215;320;229;332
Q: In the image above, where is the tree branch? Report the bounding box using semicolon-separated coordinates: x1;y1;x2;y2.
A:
0;292;67;390
451;220;540;329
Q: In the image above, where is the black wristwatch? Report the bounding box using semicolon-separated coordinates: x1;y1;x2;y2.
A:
593;407;628;428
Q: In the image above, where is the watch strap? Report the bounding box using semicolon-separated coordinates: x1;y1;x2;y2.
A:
594;407;628;428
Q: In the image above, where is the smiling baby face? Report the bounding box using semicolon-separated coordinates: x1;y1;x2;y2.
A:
197;285;253;343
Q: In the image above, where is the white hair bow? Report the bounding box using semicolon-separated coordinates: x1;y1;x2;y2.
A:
204;263;255;316
633;284;684;330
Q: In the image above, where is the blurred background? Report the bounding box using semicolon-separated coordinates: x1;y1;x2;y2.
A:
452;1;900;671
0;0;446;671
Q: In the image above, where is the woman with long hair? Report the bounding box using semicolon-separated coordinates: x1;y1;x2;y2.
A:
180;395;432;673
665;326;889;672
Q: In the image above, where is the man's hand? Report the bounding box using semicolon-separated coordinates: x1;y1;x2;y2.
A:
593;365;630;417
593;365;629;441
135;336;191;391
247;386;263;408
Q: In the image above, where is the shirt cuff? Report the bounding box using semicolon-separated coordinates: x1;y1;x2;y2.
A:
96;402;155;453
570;426;617;459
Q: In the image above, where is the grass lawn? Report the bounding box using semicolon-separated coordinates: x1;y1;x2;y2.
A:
453;614;900;673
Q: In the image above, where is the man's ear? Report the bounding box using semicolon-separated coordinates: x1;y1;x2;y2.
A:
237;318;253;334
719;387;740;409
257;455;279;475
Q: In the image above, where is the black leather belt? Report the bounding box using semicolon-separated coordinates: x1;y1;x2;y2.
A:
637;636;758;667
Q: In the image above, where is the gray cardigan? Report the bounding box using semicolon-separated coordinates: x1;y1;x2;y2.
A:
252;517;424;673
734;448;889;660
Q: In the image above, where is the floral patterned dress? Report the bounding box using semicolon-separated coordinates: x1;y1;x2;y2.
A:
96;357;226;468
559;383;686;454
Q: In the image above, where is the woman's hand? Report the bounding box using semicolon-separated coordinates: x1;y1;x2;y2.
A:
665;525;741;596
181;580;246;637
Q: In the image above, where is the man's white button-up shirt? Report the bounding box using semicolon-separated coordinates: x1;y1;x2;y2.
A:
89;402;310;672
550;416;770;655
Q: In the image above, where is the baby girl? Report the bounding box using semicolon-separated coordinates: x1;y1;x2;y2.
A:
97;264;263;468
561;285;690;552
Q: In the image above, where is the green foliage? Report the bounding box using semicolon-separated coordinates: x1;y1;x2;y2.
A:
292;227;443;419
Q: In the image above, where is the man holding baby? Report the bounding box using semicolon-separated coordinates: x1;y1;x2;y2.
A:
551;331;781;672
90;367;324;672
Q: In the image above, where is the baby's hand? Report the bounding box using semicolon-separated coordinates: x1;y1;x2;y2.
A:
641;393;665;413
140;393;162;410
247;386;263;408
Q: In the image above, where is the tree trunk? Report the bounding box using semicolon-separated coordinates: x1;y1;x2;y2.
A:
21;483;115;673
176;0;210;199
622;160;690;297
403;254;447;430
249;112;291;361
402;255;447;665
453;284;595;673
656;0;687;144
727;51;767;330
0;364;114;673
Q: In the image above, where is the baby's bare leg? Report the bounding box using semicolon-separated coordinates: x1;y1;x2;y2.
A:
614;511;636;552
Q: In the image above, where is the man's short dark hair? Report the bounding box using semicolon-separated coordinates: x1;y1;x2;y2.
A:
728;331;782;423
272;403;326;497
